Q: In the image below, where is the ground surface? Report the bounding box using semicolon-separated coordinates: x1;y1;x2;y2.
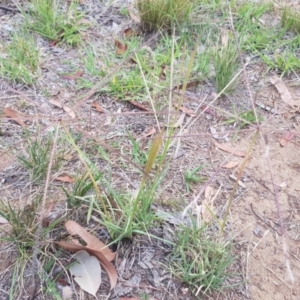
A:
0;1;300;300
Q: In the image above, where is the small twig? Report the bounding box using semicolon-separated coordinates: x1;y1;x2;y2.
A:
264;265;292;289
0;5;20;13
250;203;280;235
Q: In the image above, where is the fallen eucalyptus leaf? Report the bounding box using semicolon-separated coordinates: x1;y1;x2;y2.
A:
69;250;101;297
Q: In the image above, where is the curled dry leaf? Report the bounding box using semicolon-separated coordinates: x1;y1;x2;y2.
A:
65;220;116;261
56;241;118;289
55;220;118;289
115;40;128;55
269;74;299;107
55;175;74;183
61;70;83;80
91;101;104;113
280;132;295;147
214;141;246;157
4;107;26;127
49;99;76;118
69;250;101;297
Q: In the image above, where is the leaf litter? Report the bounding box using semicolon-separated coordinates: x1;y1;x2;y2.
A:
56;220;118;290
69;250;102;297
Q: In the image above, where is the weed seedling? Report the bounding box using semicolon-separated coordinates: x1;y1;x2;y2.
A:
223;109;262;140
261;51;300;75
184;165;205;193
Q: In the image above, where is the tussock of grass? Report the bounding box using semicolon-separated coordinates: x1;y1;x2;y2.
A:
213;41;239;94
0;33;39;85
282;7;300;34
24;0;87;46
136;0;192;31
170;221;234;296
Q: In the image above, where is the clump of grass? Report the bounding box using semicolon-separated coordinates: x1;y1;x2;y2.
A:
18;135;61;183
184;165;205;194
24;0;87;46
213;41;239;94
0;32;39;85
282;7;300;34
170;220;235;296
261;50;300;75
62;171;102;208
0;198;40;250
136;0;192;31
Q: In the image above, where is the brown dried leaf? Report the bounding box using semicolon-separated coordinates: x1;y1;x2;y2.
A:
123;28;136;38
199;104;216;116
56;241;118;289
173;80;200;90
222;161;240;169
115;40;128;55
269;74;299;107
65;220;116;261
61;106;76;119
143;127;156;137
55;175;75;183
91;101;104;113
214;141;246;157
4;107;26;127
280;132;295;147
128;6;141;23
49;99;76;118
173;104;196;117
61;70;83;80
128;100;149;111
57;277;69;286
